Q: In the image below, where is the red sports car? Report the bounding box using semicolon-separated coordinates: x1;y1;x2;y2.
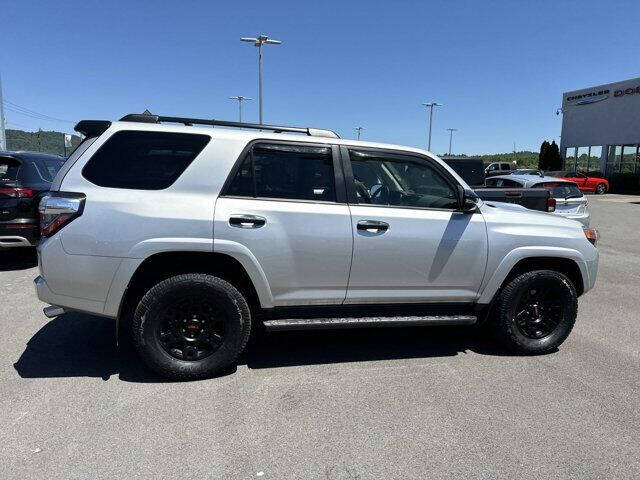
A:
548;171;609;194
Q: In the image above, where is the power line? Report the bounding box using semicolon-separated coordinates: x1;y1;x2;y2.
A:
2;99;73;123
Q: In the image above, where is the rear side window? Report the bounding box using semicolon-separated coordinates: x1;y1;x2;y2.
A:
226;143;336;202
0;157;20;183
82;131;210;190
18;158;66;183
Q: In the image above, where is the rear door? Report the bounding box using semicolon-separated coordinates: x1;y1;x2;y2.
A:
342;146;487;304
214;141;353;306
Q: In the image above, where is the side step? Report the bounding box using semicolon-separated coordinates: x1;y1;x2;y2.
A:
263;315;477;331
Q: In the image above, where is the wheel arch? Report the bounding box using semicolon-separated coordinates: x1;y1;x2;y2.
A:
478;250;587;305
115;251;270;340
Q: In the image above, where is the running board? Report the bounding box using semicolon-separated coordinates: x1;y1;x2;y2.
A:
263;315;477;331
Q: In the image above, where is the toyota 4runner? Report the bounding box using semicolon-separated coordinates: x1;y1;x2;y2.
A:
35;114;599;380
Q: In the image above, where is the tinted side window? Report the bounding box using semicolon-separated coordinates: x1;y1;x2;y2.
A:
226;144;336;202
82;131;210;190
18;158;65;184
349;151;458;209
0;157;20;182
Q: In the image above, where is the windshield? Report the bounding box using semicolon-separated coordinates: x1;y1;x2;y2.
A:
534;182;582;199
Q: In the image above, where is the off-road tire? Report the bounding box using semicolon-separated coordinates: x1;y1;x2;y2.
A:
493;270;577;354
132;274;251;380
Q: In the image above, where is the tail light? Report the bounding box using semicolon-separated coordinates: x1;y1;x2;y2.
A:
38;193;86;237
547;198;556;212
0;187;35;198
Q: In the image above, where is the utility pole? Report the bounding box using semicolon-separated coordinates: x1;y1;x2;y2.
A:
421;102;443;151
37;128;41;152
446;128;457;155
354;126;364;140
241;35;281;124
0;72;6;150
228;96;252;122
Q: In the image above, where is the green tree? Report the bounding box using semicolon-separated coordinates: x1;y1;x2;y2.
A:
538;140;550;170
547;141;562;171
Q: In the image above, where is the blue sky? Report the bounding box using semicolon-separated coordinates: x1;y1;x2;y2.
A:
2;0;639;154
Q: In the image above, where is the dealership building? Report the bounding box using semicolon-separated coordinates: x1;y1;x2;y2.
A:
560;76;640;178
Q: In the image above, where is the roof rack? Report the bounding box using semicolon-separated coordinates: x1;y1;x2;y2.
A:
119;114;340;139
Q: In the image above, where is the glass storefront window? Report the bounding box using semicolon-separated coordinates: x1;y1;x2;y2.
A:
587;146;602;173
621;145;639;173
606;146;622;176
564;147;576;171
576;147;589;172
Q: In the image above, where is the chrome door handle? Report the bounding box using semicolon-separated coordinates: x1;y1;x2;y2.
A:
357;220;389;232
229;215;266;228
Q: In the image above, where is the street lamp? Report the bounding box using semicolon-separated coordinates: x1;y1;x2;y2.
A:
241;35;282;124
446;128;458;155
354;126;364;140
421;101;443;151
228;96;252;122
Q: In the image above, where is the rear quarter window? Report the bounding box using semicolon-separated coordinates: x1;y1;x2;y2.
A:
82;131;210;190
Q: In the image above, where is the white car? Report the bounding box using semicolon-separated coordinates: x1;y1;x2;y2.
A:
485;174;590;226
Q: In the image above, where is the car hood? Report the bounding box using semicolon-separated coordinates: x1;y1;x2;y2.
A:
479;200;585;230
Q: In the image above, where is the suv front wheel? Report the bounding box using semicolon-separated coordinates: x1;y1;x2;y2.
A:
132;273;252;380
493;270;578;354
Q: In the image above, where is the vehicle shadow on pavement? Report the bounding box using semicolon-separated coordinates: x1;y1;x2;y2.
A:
14;313;515;383
0;248;38;271
13;312;171;383
240;326;512;370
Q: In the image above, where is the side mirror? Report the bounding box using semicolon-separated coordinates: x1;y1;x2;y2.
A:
457;185;479;212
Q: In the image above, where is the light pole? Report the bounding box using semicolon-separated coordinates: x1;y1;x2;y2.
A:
228;96;252;122
354;126;364;140
421;101;443;151
446;128;457;155
241;35;281;124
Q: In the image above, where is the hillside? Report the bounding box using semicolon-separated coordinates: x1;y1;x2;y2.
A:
5;129;83;157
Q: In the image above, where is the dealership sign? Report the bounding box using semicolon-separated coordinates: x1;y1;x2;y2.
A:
566;83;640;106
614;85;640;97
566;89;610;106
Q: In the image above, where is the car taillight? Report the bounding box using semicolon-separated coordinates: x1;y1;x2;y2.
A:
547;198;556;212
39;193;86;237
0;187;35;198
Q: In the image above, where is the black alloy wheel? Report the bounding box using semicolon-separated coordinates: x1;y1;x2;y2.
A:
157;296;226;361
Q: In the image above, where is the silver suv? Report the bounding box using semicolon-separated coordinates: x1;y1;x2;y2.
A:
35;114;599;380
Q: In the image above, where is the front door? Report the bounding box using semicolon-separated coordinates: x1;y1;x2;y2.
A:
214;142;353;307
342;147;488;304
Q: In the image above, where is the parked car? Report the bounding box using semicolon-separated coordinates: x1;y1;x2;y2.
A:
441;157;485;187
547;171;609;194
0;151;66;248
485;161;516;177
486;174;591;226
35;114;599;380
475;186;553;213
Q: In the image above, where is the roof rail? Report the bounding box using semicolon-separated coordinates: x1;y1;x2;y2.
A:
119;114;340;139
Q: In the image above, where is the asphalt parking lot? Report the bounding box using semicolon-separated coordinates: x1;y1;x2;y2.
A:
1;194;639;479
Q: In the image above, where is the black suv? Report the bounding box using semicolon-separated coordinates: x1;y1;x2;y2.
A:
0;151;66;248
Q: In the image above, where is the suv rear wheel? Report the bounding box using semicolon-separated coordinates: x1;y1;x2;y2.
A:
493;270;577;354
132;273;251;380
